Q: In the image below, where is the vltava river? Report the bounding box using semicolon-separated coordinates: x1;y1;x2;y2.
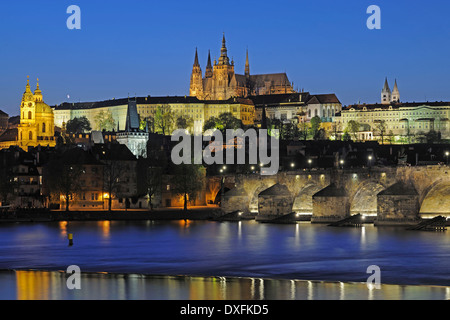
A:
0;220;449;299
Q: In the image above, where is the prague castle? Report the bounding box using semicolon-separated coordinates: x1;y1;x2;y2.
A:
0;77;56;150
190;34;295;100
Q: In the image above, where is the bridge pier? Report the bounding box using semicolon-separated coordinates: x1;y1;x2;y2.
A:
375;181;421;226
221;186;252;217
256;184;293;222
311;183;350;223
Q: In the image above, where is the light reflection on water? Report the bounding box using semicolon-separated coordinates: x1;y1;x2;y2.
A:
2;270;448;300
0;219;449;297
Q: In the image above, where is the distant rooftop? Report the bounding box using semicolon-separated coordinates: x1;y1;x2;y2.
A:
53;96;256;110
344;101;450;111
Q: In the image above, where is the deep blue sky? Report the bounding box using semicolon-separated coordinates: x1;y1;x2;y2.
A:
0;0;449;116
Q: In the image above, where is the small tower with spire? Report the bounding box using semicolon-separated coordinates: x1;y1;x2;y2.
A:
391;79;400;103
34;78;43;102
218;33;230;66
381;77;391;105
205;50;213;78
189;47;204;98
245;48;250;77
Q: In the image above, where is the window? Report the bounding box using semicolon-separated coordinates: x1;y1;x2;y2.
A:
28;131;33;140
28;111;32;119
42;123;46;133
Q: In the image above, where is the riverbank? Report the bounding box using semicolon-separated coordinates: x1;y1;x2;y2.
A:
0;207;222;223
1;209;448;229
3;268;450;300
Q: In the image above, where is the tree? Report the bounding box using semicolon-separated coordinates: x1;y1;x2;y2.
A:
309;116;322;139
346;120;360;141
45;158;83;211
146;167;162;210
103;159;127;212
330;122;342;140
66;116;92;134
342;130;351;141
176;115;194;131
375;120;387;144
154;105;175;135
299;121;310;141
95;110;116;131
170;164;204;211
387;130;395;144
425;130;439;144
203;112;242;132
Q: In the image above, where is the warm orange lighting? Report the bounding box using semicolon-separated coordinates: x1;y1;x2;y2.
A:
103;193;109;199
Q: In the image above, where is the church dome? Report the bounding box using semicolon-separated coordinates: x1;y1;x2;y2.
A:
35;101;53;114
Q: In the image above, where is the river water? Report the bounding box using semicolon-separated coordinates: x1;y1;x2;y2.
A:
0;220;449;299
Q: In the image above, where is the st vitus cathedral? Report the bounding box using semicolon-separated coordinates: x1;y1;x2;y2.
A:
190;34;295;100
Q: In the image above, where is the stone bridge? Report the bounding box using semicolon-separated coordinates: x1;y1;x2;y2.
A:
220;165;450;224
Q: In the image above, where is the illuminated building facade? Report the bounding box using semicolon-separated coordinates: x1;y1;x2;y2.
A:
335;102;450;142
53;96;255;135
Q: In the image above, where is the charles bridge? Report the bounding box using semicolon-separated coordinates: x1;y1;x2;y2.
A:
220;165;450;225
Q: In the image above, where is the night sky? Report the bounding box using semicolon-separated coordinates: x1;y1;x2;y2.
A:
0;0;449;116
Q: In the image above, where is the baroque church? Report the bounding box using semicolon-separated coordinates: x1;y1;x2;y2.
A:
0;77;56;150
190;34;295;100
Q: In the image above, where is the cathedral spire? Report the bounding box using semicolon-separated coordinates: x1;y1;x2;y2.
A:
381;77;392;105
245;48;250;77
205;50;213;78
383;77;390;93
391;79;400;103
193;47;200;67
218;33;230;65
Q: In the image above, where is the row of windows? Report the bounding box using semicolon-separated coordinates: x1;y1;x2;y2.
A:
343;110;448;117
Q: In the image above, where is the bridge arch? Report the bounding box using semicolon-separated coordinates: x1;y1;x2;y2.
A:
419;180;450;218
292;183;325;214
349;180;387;216
248;182;277;213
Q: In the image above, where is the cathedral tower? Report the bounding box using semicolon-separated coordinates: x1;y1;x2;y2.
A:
205;50;213;78
381;77;391;105
391;79;400;103
212;33;235;100
189;48;204;99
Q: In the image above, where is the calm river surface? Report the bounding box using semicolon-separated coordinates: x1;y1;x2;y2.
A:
0;220;449;299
